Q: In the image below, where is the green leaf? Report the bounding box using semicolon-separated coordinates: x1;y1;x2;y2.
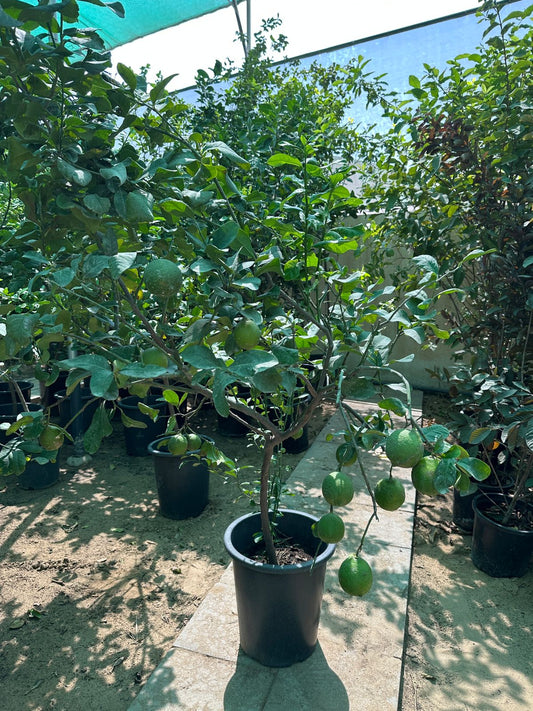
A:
100;162;129;185
120;364;169;378
271;345;299;365
120;411;147;429
57;158;92;187
108;252;137;278
412;254;439;275
117;62;137;90
149;74;179;102
378;398;407;416
83;254;109;278
402;327;425;344
138;402;159;421
125;191;154;223
469;427;494;444
83;404;113;455
252;367;283;393
211;221;240;249
267;153;302;168
205;141;250;169
89;369;116;399
229;351;279;378
421;424;450;443
342;377;376;400
162;389;182;406
434;458;457;494
181;345;221;370
82;194;111;215
457;457;491;482
212;370;234;418
51;268;76;287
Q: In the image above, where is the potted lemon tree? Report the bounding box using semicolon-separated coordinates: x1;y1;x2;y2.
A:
0;0;493;666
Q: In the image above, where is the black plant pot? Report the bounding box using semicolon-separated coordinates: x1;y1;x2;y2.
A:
40;371;69;408
148;436;210;519
224;509;335;667
55;386;100;436
0;380;33;405
0;403;41;444
453;476;514;532
120;396;169;456
18;459;60;490
216;412;250;438
471;493;533;578
281;425;310;455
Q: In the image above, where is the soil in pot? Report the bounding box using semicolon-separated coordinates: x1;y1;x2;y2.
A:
148;436;210;519
224;509;335;667
471;493;533;578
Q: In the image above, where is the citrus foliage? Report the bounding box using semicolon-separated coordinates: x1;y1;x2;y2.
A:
0;0;503;587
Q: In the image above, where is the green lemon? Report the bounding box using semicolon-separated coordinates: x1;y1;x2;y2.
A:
144;259;182;298
39;425;64;451
335;442;358;466
312;512;345;543
233;319;261;350
338;555;373;596
187;433;202;451
374;476;406;511
411;456;439;496
167;433;188;455
321;471;354;507
385;429;424;468
141;347;169;368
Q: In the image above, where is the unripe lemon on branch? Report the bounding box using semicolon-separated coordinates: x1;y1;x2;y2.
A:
143;259;182;298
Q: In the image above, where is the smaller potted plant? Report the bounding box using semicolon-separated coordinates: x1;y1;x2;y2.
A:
0;407;66;490
446;368;533;577
148;430;236;520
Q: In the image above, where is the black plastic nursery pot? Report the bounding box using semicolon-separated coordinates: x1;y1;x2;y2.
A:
120;396;169;456
0;403;41;444
148;436;210;520
452;476;514;532
18;459;60;490
224;509;336;668
471;493;533;578
55;386;100;436
281;425;309;455
0;380;33;405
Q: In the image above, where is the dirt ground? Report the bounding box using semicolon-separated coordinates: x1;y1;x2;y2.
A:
1;397;532;711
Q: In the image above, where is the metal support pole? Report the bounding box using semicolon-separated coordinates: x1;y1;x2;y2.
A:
65;343;92;468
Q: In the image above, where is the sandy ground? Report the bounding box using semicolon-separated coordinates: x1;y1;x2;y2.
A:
1;399;531;711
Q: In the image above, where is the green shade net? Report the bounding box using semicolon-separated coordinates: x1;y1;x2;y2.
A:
77;0;243;49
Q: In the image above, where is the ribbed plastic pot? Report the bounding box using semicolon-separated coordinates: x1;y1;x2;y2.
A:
148;436;210;520
224;509;335;667
18;459;60;490
0;380;33;405
453;476;514;532
471;494;533;578
120;396;168;456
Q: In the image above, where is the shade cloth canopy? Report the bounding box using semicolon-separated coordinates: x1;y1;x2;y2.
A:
77;0;245;49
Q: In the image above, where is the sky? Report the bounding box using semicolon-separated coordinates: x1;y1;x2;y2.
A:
111;0;482;90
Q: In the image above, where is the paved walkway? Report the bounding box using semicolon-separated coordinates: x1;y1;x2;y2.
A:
128;397;422;711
